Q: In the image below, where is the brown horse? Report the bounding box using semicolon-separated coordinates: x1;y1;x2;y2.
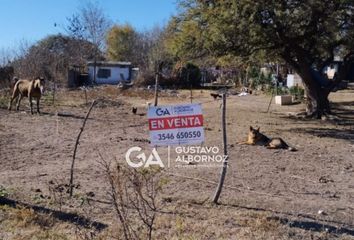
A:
8;77;45;114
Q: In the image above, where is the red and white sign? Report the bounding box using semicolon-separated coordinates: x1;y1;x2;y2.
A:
148;104;204;146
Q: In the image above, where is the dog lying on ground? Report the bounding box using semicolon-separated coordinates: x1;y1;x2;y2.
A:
238;126;297;151
8;77;45;114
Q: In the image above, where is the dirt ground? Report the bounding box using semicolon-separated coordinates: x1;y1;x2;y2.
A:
0;86;353;239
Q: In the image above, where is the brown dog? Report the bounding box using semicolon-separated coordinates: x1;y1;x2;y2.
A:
8;77;45;114
238;126;296;151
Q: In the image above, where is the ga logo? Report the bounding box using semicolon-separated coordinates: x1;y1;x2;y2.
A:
125;146;164;168
155;107;170;116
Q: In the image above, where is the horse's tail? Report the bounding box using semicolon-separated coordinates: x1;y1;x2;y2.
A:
11;78;21;95
11;77;19;90
282;140;297;151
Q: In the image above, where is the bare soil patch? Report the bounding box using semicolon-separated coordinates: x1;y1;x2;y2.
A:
0;86;353;239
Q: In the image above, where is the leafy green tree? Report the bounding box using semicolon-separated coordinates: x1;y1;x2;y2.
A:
106;24;138;62
173;0;354;118
106;24;175;74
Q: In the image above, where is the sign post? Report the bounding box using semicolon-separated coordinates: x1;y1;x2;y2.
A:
213;93;228;204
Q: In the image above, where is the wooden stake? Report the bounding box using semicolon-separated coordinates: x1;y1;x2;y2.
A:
52;81;56;105
154;73;159;106
187;71;192;103
190;85;193;103
267;88;274;113
84;88;88;105
213;93;228;204
69;100;96;197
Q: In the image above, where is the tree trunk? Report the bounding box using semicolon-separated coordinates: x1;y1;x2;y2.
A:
304;86;330;118
283;52;351;119
299;71;331;118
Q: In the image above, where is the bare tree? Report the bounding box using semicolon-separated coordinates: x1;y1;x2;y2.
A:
0;47;13;67
66;1;112;85
0;47;15;89
11;35;97;87
131;25;175;86
11;39;35;78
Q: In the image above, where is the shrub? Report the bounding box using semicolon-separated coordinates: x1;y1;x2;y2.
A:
172;62;201;88
265;86;289;96
134;70;177;88
99;156;166;240
134;70;156;87
289;86;305;100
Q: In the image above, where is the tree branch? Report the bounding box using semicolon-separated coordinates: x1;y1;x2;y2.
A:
69;100;96;197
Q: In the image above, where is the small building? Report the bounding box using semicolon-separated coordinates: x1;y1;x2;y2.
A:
87;61;133;84
286;73;303;88
67;65;88;88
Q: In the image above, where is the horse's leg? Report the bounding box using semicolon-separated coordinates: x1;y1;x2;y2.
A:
8;89;19;111
8;96;14;111
29;96;33;114
36;97;40;114
16;94;23;111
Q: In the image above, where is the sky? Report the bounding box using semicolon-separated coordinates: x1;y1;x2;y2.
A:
0;0;177;50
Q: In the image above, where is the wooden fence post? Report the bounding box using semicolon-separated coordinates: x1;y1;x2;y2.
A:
187;70;193;103
84;88;88;105
154;73;159;106
52;81;56;106
212;93;228;204
190;86;193;103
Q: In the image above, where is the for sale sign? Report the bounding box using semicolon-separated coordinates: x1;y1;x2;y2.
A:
148;104;204;146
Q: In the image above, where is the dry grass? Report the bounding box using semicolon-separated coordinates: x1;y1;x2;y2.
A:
0;95;9;109
0;85;180;109
1;203;352;240
237;213;296;240
0;205;65;240
0;205;112;240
